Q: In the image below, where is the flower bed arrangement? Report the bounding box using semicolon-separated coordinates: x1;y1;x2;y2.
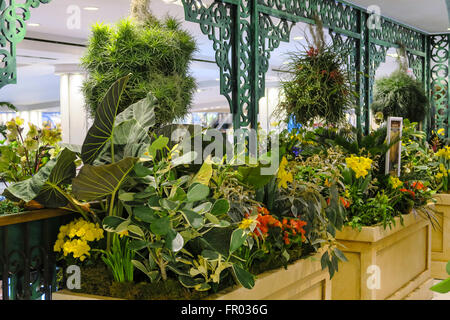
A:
0;74;351;300
273;117;439;299
0;11;444;300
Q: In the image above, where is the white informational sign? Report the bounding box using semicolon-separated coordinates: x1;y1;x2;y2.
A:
385;117;403;177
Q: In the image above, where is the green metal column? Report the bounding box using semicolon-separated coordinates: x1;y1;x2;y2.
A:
363;11;371;135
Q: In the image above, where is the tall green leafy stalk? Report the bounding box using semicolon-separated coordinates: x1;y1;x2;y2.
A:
74;75;156;250
96;234;135;283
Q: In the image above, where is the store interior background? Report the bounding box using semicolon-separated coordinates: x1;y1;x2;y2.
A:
1;0;443;146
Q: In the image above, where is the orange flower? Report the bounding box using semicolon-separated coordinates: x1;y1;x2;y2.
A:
400;188;416;198
411;181;425;191
283;232;290;245
254;212;282;237
340;197;351;209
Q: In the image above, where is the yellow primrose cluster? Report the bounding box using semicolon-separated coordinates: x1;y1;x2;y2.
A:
54;218;104;262
277;157;293;189
389;176;403;189
436;163;450;180
345;155;372;179
435;146;450;160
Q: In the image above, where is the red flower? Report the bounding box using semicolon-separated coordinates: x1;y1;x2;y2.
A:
400;188;416;198
306;47;319;57
283;232;290;245
340;197;351;209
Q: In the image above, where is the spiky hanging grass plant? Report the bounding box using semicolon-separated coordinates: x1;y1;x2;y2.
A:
276;18;354;127
371;46;428;123
81;1;197;125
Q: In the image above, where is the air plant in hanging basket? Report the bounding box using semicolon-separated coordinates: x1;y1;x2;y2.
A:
276;19;355;127
371;45;428;123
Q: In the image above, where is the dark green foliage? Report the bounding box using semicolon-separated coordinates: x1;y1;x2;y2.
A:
278;47;353;126
81;17;197;126
277;20;354;126
0;199;24;215
371;70;428;122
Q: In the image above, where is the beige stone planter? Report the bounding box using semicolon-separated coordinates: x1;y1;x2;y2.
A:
331;213;432;300
52;252;331;300
432;194;450;279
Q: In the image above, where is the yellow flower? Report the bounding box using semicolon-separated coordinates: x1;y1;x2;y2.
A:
118;230;129;238
437;128;445;136
239;218;255;230
54;218;104;262
344;189;351;199
345;155;372;179
15;117;24;126
53;239;64;252
277;157;293;188
436;173;443;180
436;146;450;160
389;176;403;189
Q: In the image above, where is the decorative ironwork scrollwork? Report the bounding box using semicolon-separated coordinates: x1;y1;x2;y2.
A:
0;0;52;89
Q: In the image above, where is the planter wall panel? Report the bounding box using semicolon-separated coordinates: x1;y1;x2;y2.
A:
332;214;432;300
376;224;428;299
211;252;331;300
53;252;331;300
432;194;450;279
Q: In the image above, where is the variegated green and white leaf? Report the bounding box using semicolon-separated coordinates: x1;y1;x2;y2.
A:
114;93;157;158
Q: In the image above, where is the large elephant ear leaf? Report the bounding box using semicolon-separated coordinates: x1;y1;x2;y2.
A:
114;93;157;158
34;148;77;207
81;74;131;165
72;157;138;201
4;148;77;208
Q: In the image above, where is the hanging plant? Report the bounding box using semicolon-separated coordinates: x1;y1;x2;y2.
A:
371;45;428;123
276;18;354;127
81;0;197;126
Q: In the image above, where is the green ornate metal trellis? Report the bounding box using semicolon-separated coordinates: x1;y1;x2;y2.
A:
181;0;431;134
430;34;450;136
0;0;51;89
0;0;448;136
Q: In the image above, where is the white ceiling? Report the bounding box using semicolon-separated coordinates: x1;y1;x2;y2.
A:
1;0;446;109
348;0;450;33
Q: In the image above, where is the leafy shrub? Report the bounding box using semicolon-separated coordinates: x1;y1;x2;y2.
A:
371;69;428;122
81;17;197;126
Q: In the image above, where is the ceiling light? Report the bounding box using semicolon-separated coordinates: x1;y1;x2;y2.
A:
387;53;399;58
27;23;40;27
83;7;99;11
293;36;304;41
215;78;220;81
